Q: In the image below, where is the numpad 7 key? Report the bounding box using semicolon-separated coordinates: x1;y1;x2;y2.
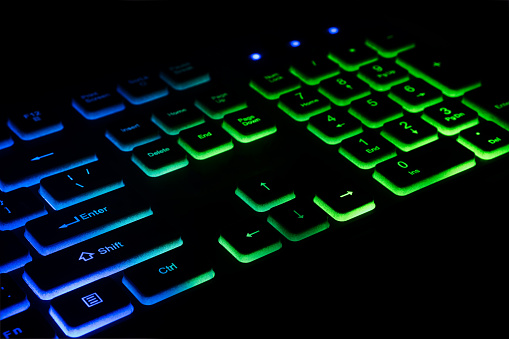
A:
1;5;508;338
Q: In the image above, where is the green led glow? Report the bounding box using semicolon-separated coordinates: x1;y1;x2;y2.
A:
312;195;375;222
339;146;396;170
194;100;248;120
267;215;329;242
421;113;479;136
151;114;204;135
387;92;443;113
235;187;295;212
131;153;189;177
306;122;362;145
177;138;233;160
396;59;481;97
318;86;370;107
456;135;509;160
288;66;340;86
249;79;300;100
348;106;403;129
218;235;282;263
373;158;476;196
327;53;377;72
462;98;509;131
221;120;277;143
277;100;330;122
365;39;415;59
357;71;409;92
380;130;438;152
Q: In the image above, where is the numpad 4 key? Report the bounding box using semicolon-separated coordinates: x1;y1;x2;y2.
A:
1;5;508;337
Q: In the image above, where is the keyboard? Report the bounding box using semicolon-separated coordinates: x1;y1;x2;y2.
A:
1;3;508;337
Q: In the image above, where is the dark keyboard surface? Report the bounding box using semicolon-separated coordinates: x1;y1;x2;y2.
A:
1;3;508;337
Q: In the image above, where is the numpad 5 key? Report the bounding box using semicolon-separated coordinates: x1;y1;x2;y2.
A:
1;4;508;337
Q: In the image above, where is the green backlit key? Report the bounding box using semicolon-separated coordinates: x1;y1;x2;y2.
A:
218;217;282;263
373;138;476;196
328;43;378;72
151;103;205;135
249;69;301;100
396;48;481;97
194;87;247;120
339;131;397;169
289;56;340;86
357;59;410;92
457;121;509;160
348;93;404;129
388;78;443;113
462;85;509;131
177;123;234;160
380;115;438;152
318;74;371;106
278;88;330;122
235;174;295;212
365;30;415;58
222;109;276;143
307;107;363;145
132;139;189;177
422;99;479;136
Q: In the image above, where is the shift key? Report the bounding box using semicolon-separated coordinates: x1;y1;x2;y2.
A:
25;187;153;255
23;215;183;300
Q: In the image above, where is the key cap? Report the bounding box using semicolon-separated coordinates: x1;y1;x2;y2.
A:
396;48;481;97
462;85;509;131
373;138;476;196
0;308;56;338
267;199;330;241
278;88;331;122
122;246;215;305
318;74;371;106
365;29;415;58
380;115;438;152
160;60;210;90
105;117;160;152
0;123;14;150
348;93;404;129
235;174;295;212
339;131;397;169
116;73;169;105
0;188;46;230
151;103;205;135
194;87;247;120
422;99;479;136
23;216;182;300
131;138;189;177
177;122;234;160
388;78;443;113
357;59;410;92
25;187;152;255
72;87;125;120
314;183;375;222
0;231;31;273
457;121;509;160
218;217;282;263
0;138;97;192
328;42;378;71
0;273;30;320
222;108;277;143
249;69;301;100
49;278;133;338
307;107;363;145
39;161;124;210
7;107;63;141
289;56;340;86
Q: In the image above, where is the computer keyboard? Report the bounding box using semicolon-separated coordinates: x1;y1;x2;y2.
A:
1;3;508;337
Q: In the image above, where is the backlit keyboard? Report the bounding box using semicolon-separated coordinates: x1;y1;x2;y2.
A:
1;4;508;337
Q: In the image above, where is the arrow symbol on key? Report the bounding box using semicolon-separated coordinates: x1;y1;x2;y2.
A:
293;210;304;219
59;216;80;229
31;152;54;161
340;191;353;198
246;230;260;238
260;182;270;191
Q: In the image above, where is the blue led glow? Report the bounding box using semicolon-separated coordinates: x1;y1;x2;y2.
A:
116;84;169;105
0;252;32;274
250;53;262;61
0;296;30;320
22;238;183;300
49;302;134;338
290;40;301;47
0;208;47;231
7;119;64;141
72;99;125;120
0;136;14;150
328;27;339;34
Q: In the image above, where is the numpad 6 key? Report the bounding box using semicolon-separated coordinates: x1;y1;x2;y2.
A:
1;6;508;338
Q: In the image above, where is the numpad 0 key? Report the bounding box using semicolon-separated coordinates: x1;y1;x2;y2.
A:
1;6;508;338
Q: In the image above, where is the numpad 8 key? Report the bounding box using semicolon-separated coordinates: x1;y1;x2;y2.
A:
1;10;508;338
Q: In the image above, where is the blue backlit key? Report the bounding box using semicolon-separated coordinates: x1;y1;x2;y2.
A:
49;278;133;338
23;216;182;300
7;107;63;141
0;232;32;273
0;123;14;150
105;117;160;152
0;273;30;320
39;161;124;210
117;73;169;105
25;187;153;255
0;188;47;231
0;308;56;338
72;87;125;120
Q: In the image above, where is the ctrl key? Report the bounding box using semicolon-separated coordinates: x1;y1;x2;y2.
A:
49;278;133;338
